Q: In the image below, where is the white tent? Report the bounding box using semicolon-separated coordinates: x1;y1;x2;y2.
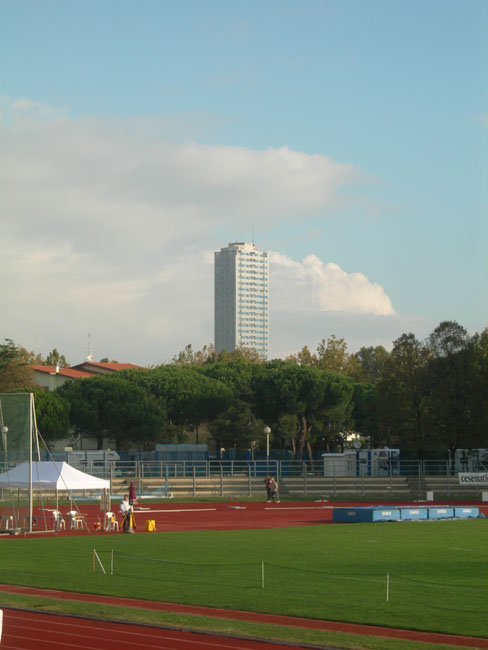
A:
0;461;110;491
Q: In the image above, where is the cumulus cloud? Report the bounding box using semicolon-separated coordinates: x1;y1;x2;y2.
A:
0;97;394;364
270;252;396;316
270;310;434;360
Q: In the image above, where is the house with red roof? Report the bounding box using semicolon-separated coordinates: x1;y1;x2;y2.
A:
31;359;142;391
70;361;142;375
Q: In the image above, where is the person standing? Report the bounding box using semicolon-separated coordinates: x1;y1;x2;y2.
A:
120;495;131;532
270;477;280;503
265;475;273;502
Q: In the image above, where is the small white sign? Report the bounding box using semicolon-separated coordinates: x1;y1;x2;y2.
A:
458;473;488;485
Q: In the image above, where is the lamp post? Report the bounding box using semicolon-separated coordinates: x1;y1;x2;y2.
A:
264;426;271;472
1;426;8;471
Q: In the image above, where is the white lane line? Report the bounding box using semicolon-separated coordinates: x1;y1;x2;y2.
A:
264;506;331;511
134;508;217;514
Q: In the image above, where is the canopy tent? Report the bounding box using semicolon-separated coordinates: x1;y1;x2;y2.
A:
0;461;110;491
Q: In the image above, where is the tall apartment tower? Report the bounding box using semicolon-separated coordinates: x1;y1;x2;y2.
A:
214;242;269;358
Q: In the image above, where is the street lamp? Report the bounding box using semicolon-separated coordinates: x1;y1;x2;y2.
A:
264;426;271;471
1;426;8;471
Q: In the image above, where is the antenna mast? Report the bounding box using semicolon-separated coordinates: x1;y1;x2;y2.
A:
87;333;94;362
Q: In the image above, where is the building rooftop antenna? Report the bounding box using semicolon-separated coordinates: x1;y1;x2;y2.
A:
87;333;94;362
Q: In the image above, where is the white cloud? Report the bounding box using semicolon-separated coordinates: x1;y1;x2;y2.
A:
270;310;434;360
270;252;396;316
0;98;398;364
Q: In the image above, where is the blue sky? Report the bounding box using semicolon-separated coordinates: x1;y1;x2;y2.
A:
1;0;487;364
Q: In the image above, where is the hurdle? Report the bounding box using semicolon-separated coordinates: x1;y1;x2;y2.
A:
314;496;329;507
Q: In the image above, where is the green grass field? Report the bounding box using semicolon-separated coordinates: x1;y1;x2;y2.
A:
0;520;487;639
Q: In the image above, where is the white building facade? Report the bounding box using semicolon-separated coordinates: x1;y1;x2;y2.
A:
214;242;269;358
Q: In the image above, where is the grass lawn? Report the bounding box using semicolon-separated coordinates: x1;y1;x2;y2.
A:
0;519;486;639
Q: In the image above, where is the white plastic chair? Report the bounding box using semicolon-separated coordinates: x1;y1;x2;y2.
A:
52;510;66;531
104;511;119;532
67;510;84;530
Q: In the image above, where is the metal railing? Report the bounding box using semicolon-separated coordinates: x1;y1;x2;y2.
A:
63;458;483;482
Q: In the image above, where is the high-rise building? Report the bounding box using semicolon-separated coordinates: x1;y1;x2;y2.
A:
214;242;269;358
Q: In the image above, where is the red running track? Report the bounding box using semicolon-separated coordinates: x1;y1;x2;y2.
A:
0;608;322;650
4;498;486;538
2;585;488;649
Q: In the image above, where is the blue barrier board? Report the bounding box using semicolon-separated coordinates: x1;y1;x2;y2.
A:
332;507;400;522
332;508;370;523
428;507;455;519
454;507;479;518
332;505;477;523
371;508;401;521
400;507;428;520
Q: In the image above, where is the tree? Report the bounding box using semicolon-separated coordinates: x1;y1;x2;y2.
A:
315;335;361;377
425;323;481;457
353;346;390;383
58;376;165;449
22;387;71;443
286;345;315;365
427;321;469;357
470;328;488;444
122;365;233;443
252;361;354;460
287;337;361;378
351;382;380;445
0;339;33;392
208;399;265;454
377;333;430;455
45;349;69;367
172;343;215;366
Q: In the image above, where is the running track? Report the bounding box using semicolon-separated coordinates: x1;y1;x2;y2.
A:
1;585;488;649
0;608;324;650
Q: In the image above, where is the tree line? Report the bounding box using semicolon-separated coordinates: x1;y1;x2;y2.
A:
0;320;487;458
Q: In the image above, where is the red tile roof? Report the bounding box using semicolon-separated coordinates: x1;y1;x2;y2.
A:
81;362;142;371
30;366;93;379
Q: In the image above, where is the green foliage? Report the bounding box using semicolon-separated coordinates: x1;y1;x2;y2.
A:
253;360;354;458
45;348;69;367
354;345;390;383
351;382;379;445
375;323;488;456
208;399;265;452
171;343;215;365
122;365;233;429
3;320;487;456
25;387;70;442
0;339;32;392
58;375;164;449
377;333;431;455
288;335;361;378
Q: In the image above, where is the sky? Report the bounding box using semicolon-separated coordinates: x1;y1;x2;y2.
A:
1;0;487;366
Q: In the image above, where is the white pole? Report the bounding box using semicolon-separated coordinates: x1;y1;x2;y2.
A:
386;572;390;602
93;549;106;574
29;394;33;534
262;561;265;589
